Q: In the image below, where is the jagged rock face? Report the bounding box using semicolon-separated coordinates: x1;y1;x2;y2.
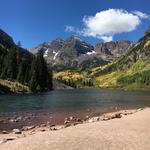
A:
29;37;132;69
50;38;64;51
29;38;64;55
50;36;94;67
62;36;94;57
30;36;95;68
94;40;132;58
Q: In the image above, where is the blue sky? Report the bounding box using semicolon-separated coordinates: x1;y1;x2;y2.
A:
0;0;149;48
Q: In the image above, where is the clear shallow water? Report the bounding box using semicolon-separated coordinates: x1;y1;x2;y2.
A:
0;89;150;113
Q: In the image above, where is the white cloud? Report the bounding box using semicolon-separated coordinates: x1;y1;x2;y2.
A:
100;36;113;42
66;9;149;42
133;11;149;19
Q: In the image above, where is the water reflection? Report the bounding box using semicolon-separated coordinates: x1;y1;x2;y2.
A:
0;89;150;113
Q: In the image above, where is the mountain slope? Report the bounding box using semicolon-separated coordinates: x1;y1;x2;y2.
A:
91;28;150;89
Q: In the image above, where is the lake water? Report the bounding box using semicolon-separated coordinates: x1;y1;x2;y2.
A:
0;89;150;131
0;89;150;113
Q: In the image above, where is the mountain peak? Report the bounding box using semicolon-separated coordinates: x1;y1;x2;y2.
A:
53;38;64;42
67;35;83;42
50;38;64;45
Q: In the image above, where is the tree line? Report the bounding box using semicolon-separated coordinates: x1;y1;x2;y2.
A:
56;76;94;88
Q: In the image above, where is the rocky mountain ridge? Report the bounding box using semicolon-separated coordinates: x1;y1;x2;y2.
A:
29;36;132;70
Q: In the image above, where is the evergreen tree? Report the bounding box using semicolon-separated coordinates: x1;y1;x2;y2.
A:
29;57;38;91
30;50;52;92
5;47;18;79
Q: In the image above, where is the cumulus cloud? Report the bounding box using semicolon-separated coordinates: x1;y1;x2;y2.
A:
65;9;149;42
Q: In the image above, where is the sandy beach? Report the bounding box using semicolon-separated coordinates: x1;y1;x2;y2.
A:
0;108;150;150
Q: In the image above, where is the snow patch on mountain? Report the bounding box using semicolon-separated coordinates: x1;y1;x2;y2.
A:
53;51;59;60
44;49;49;57
86;51;96;55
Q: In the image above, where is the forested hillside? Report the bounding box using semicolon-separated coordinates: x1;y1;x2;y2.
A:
0;29;52;93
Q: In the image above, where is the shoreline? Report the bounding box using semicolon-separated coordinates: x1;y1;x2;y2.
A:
0;105;142;131
0;107;146;144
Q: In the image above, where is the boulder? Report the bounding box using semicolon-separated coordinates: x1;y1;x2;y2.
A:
40;124;47;127
22;125;35;131
65;124;71;128
88;117;100;123
77;118;82;122
50;124;55;127
69;116;74;121
40;129;46;132
103;117;108;121
64;120;70;124
2;130;9;134
12;129;22;134
115;113;123;118
9;119;15;123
